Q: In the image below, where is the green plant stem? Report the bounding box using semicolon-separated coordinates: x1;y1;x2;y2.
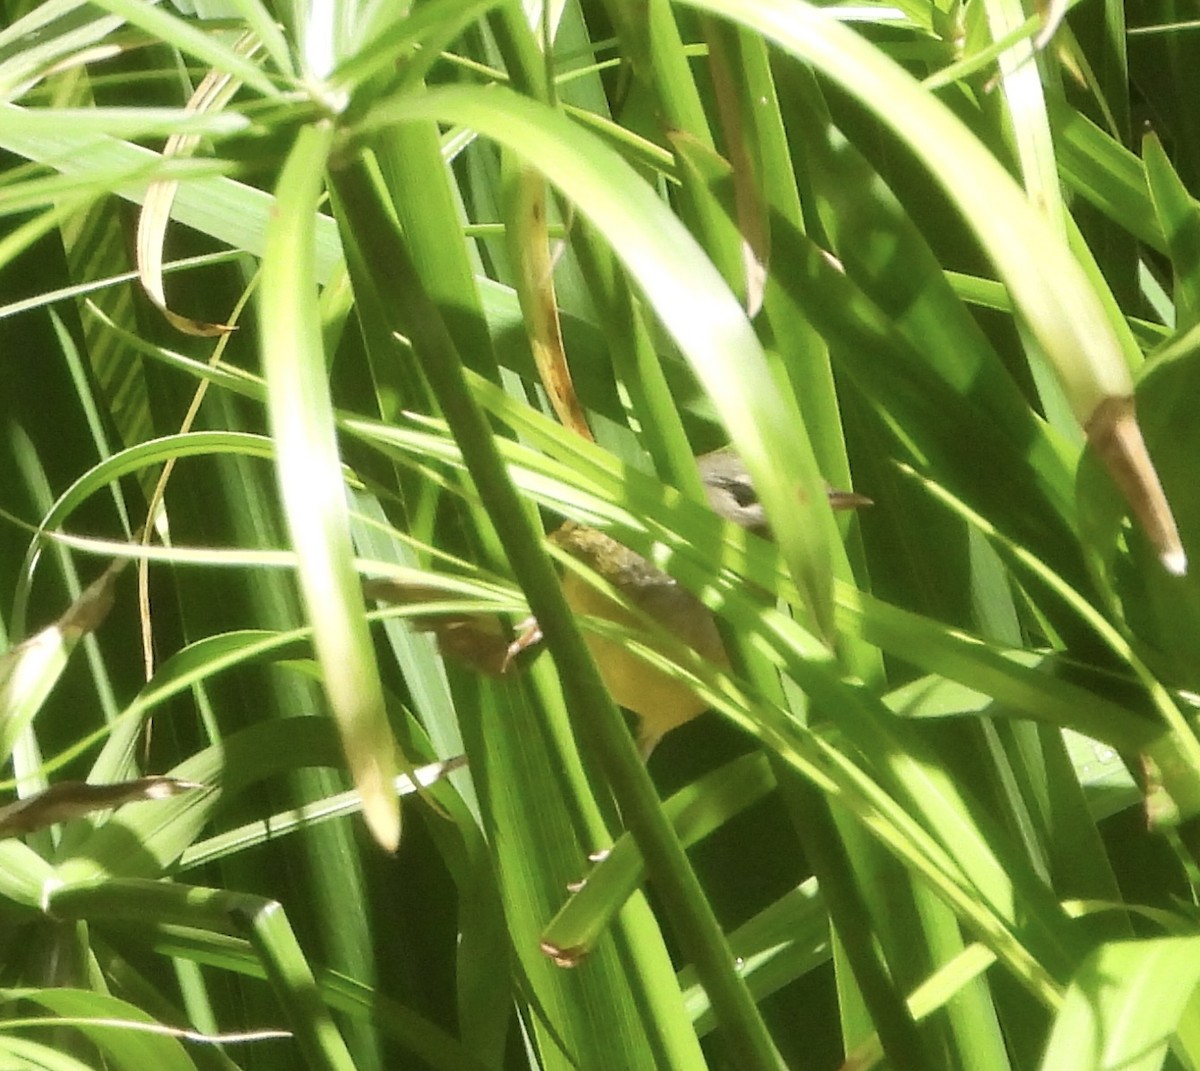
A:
330;155;786;1071
774;765;931;1070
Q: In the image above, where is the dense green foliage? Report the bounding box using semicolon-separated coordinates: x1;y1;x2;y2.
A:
3;0;1200;1067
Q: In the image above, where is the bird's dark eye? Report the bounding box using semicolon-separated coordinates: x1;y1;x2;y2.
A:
727;477;759;509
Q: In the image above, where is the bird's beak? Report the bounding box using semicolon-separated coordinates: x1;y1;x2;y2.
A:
826;488;873;511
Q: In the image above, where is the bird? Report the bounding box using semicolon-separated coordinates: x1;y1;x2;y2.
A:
547;448;870;757
366;448;869;758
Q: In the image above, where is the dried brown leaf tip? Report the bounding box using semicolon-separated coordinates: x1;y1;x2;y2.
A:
505;164;593;443
0;776;203;837
539;938;585;969
59;556;129;638
1086;395;1187;576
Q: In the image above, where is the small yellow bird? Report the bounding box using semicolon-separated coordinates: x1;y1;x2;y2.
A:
367;448;868;758
549;448;869;757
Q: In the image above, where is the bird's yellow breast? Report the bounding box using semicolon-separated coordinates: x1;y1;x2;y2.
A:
553;527;729;756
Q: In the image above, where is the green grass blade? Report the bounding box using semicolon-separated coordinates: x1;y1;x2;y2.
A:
260;122;399;850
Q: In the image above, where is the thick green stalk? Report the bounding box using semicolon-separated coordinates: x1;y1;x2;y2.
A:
330;156;786;1070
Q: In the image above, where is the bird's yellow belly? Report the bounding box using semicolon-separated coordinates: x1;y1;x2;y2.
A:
561;572;728;755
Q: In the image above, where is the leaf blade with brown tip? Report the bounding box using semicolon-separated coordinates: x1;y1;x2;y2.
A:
0;777;203;838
